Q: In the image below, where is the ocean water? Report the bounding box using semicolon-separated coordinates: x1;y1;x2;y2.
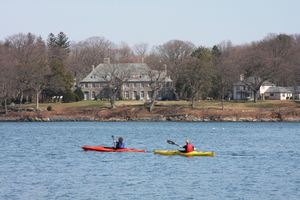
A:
0;122;299;200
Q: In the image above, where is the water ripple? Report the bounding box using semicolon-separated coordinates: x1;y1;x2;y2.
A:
1;122;300;200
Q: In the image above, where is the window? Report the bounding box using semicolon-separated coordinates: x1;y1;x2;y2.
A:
92;83;96;88
85;83;88;88
148;91;153;100
84;92;89;100
141;83;145;88
140;91;145;99
133;91;137;100
157;90;161;98
134;83;137;88
91;92;96;99
125;91;129;99
270;93;274;97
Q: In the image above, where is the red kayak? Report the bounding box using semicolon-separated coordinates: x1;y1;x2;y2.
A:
82;145;145;153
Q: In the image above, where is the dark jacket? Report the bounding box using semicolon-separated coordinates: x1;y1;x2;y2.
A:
115;142;125;149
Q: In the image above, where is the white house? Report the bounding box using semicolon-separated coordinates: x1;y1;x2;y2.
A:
263;87;293;100
232;75;294;101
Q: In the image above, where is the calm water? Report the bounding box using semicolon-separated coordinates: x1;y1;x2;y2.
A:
0;122;299;200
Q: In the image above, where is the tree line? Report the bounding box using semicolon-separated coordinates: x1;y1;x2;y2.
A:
1;32;300;113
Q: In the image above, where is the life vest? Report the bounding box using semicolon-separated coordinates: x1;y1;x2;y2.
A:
186;143;194;153
116;142;125;149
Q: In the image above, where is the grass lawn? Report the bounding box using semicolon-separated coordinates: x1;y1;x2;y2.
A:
18;100;300;112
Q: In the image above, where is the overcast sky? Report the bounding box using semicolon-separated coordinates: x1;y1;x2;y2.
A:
1;0;300;47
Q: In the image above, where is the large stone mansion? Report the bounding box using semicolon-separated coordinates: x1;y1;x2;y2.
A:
79;59;173;101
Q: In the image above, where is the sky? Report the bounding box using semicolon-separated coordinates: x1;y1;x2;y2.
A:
1;0;300;48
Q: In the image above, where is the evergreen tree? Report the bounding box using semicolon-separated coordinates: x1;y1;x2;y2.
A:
47;32;73;93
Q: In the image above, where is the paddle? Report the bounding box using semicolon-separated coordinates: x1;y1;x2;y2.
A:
112;135;116;147
167;139;197;151
166;139;182;148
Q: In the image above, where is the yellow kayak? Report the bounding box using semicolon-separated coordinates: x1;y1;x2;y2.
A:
153;150;214;157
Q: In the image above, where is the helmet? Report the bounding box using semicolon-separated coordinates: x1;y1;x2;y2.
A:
185;139;190;144
118;137;123;143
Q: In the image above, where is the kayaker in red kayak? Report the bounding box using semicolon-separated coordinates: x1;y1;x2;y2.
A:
180;139;195;153
115;137;125;149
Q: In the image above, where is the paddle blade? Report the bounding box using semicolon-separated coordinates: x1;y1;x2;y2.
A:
166;139;176;145
167;139;182;147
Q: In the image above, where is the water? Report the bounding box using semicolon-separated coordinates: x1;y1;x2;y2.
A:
0;122;299;200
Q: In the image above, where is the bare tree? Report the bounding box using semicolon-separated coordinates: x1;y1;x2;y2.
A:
113;42;136;63
290;35;300;86
94;64;133;109
0;42;17;113
28;37;48;109
133;42;148;63
263;34;293;86
156;40;195;99
239;43;269;102
147;62;169;112
5;33;48;107
213;41;238;109
67;36;114;83
239;34;294;102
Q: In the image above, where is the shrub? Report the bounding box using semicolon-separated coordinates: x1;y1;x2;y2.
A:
47;105;53;111
73;87;84;101
63;90;76;103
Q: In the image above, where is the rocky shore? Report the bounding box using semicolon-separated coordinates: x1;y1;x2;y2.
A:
1;106;300;122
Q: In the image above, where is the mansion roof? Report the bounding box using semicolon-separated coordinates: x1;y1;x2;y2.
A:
80;63;172;83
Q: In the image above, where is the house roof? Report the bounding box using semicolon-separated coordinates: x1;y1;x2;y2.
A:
233;79;275;86
286;86;300;93
265;87;293;93
261;81;276;86
80;63;172;83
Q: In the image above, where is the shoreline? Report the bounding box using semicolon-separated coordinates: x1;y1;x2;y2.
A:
1;102;300;122
1;114;300;122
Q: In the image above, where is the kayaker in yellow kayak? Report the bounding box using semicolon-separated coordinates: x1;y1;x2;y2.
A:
179;139;195;153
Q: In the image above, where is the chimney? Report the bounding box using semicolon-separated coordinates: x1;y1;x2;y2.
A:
92;65;95;71
240;74;244;81
103;58;110;64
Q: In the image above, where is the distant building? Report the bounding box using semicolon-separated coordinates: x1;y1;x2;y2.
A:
232;79;255;100
287;86;300;100
263;87;293;100
79;59;173;101
233;75;297;101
